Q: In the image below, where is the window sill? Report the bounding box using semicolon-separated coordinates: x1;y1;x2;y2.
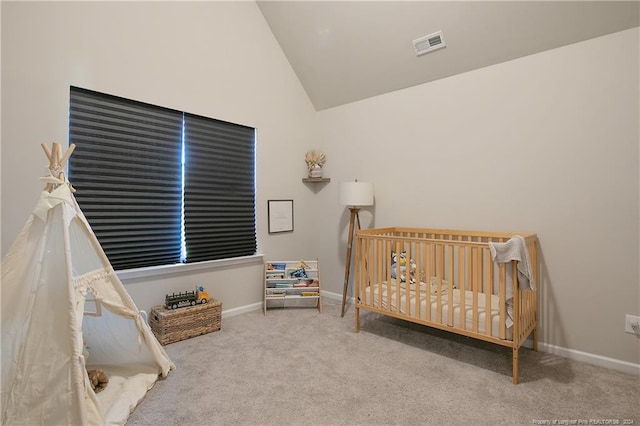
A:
116;253;266;281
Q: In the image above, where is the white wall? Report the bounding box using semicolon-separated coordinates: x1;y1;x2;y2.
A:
1;1;320;314
315;28;639;365
2;2;638;367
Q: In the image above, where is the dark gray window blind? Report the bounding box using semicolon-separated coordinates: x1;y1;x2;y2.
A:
68;86;256;270
183;114;256;262
69;87;183;270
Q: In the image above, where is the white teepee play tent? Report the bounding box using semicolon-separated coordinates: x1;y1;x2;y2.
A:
1;143;174;425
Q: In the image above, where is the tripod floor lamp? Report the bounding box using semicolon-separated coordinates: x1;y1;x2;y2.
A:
339;181;374;318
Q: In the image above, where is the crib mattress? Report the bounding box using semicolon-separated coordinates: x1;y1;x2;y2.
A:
361;280;512;341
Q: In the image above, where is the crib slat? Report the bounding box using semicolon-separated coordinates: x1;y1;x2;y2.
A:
460;246;469;330
447;244;454;327
358;237;363;307
511;260;522;385
436;243;444;324
404;243;411;316
359;237;364;308
485;246;492;337
374;239;382;310
470;247;477;333
425;243;432;322
414;243;421;319
512;260;520;345
380;239;387;310
395;241;402;314
499;264;506;340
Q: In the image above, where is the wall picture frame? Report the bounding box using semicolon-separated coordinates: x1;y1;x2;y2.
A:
268;199;294;234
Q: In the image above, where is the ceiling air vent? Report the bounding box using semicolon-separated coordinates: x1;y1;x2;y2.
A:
412;31;446;56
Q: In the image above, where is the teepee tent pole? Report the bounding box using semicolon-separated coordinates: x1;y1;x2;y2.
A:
41;142;76;192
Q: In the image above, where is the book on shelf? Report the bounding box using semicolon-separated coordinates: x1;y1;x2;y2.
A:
275;283;294;288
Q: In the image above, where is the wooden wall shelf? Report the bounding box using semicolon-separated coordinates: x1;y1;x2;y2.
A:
302;177;330;183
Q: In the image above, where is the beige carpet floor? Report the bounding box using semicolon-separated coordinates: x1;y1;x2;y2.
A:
127;300;640;425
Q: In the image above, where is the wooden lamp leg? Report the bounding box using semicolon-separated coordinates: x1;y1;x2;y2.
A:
341;207;360;317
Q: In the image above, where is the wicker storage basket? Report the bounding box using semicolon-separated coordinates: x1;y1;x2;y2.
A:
149;299;222;345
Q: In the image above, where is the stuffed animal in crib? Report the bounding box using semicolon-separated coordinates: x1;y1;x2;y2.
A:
391;251;417;284
391;251;406;278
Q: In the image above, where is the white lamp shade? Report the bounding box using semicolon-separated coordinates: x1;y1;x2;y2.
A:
338;182;374;207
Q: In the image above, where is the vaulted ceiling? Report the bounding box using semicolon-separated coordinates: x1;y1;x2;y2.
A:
257;1;640;110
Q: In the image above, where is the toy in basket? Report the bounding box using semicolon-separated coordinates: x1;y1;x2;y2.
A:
165;285;210;310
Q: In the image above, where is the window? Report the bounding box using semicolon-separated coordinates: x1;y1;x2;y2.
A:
68;86;256;271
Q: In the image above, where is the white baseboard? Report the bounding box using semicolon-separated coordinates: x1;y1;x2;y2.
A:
536;342;639;376
223;291;343;319
222;301;263;318
321;290;343;302
223;290;346;317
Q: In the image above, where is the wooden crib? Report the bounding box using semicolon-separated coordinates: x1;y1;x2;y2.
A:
354;227;538;384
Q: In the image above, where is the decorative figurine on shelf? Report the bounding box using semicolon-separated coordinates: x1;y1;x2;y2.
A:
305;150;326;178
165;285;211;310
